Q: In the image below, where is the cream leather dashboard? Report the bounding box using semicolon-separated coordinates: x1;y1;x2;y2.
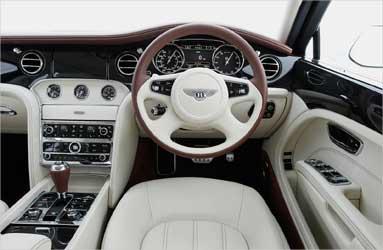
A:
2;78;289;139
31;79;129;121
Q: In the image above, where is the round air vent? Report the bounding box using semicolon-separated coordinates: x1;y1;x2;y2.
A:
116;53;138;76
20;51;44;75
260;55;281;80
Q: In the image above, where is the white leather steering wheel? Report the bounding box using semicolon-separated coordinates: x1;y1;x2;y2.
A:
132;23;267;158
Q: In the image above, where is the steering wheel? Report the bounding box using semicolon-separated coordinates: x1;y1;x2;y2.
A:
132;23;267;158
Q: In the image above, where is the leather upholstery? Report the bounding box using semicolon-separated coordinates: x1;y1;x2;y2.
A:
0;233;51;250
102;178;289;250
0;201;8;217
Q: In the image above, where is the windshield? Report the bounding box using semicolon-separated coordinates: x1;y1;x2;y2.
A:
0;0;300;43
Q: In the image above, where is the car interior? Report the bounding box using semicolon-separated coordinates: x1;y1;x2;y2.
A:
0;1;382;249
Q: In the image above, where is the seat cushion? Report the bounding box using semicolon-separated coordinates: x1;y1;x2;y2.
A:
102;177;289;250
141;220;248;250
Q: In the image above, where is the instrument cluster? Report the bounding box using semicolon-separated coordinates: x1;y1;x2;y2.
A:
151;39;245;76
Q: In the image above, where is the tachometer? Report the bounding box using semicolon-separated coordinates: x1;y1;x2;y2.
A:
212;45;244;75
153;44;185;74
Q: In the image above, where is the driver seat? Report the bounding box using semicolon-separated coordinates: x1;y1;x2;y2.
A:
102;178;289;250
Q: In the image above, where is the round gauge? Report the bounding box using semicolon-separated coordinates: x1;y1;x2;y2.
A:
212;45;244;75
101;85;116;100
47;84;61;99
74;85;89;99
153;44;185;74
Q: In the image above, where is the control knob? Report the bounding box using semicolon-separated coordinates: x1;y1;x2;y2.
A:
98;154;107;162
44;125;54;135
99;126;108;136
69;142;81;153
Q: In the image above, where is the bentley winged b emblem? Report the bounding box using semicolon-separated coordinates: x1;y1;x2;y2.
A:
183;88;218;101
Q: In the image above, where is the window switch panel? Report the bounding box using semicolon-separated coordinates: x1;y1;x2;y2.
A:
304;159;351;185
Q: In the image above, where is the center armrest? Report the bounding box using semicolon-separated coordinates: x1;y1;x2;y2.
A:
0;233;51;250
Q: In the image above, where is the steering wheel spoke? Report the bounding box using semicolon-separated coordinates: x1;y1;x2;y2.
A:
147;106;184;138
212;110;248;141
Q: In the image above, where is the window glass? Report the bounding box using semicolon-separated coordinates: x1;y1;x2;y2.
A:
308;1;383;87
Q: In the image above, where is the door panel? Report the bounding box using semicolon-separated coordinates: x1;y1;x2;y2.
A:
290;111;382;249
293;59;383;134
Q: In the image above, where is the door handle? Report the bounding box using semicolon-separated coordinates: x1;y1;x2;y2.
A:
0;106;17;116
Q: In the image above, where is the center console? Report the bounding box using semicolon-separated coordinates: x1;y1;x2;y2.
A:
41;121;114;166
2;192;96;249
0;79;131;249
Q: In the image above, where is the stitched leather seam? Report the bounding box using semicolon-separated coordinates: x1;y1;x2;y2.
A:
161;223;167;250
192;220;196;250
196;221;199;250
164;222;169;250
146;182;154;223
237;186;245;229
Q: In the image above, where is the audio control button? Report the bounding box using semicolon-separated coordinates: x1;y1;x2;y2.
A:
44;125;54;135
43;153;51;160
69;142;81;153
98;154;107;162
99;127;108;136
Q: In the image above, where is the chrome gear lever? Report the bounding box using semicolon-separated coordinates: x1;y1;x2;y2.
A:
50;161;70;199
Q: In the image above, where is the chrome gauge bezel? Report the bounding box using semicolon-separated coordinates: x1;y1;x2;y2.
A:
101;85;116;101
46;84;61;99
152;44;185;74
211;44;245;75
74;84;89;100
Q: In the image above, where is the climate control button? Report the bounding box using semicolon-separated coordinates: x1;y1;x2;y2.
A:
69;142;81;153
44;125;54;135
98;154;107;162
99;126;108;136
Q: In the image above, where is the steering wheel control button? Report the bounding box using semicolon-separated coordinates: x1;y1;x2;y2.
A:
263;102;276;119
151;104;167;116
69;142;81;153
151;79;175;95
225;81;249;97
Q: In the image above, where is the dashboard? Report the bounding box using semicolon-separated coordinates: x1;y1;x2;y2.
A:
0;33;298;91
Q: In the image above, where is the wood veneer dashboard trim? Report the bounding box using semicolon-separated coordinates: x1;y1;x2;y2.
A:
0;23;293;55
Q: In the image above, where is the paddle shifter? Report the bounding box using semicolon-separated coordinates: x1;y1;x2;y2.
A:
50;161;70;199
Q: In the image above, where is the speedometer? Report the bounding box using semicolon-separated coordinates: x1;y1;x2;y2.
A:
212;45;244;75
153;44;185;74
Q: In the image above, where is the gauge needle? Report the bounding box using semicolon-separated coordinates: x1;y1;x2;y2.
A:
225;52;234;66
167;51;177;64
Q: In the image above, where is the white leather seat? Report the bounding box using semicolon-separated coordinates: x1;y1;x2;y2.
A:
102;178;289;250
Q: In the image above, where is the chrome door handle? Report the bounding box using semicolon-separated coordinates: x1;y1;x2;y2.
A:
0;106;17;116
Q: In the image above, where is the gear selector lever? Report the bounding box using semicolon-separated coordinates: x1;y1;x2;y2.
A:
50;161;70;199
